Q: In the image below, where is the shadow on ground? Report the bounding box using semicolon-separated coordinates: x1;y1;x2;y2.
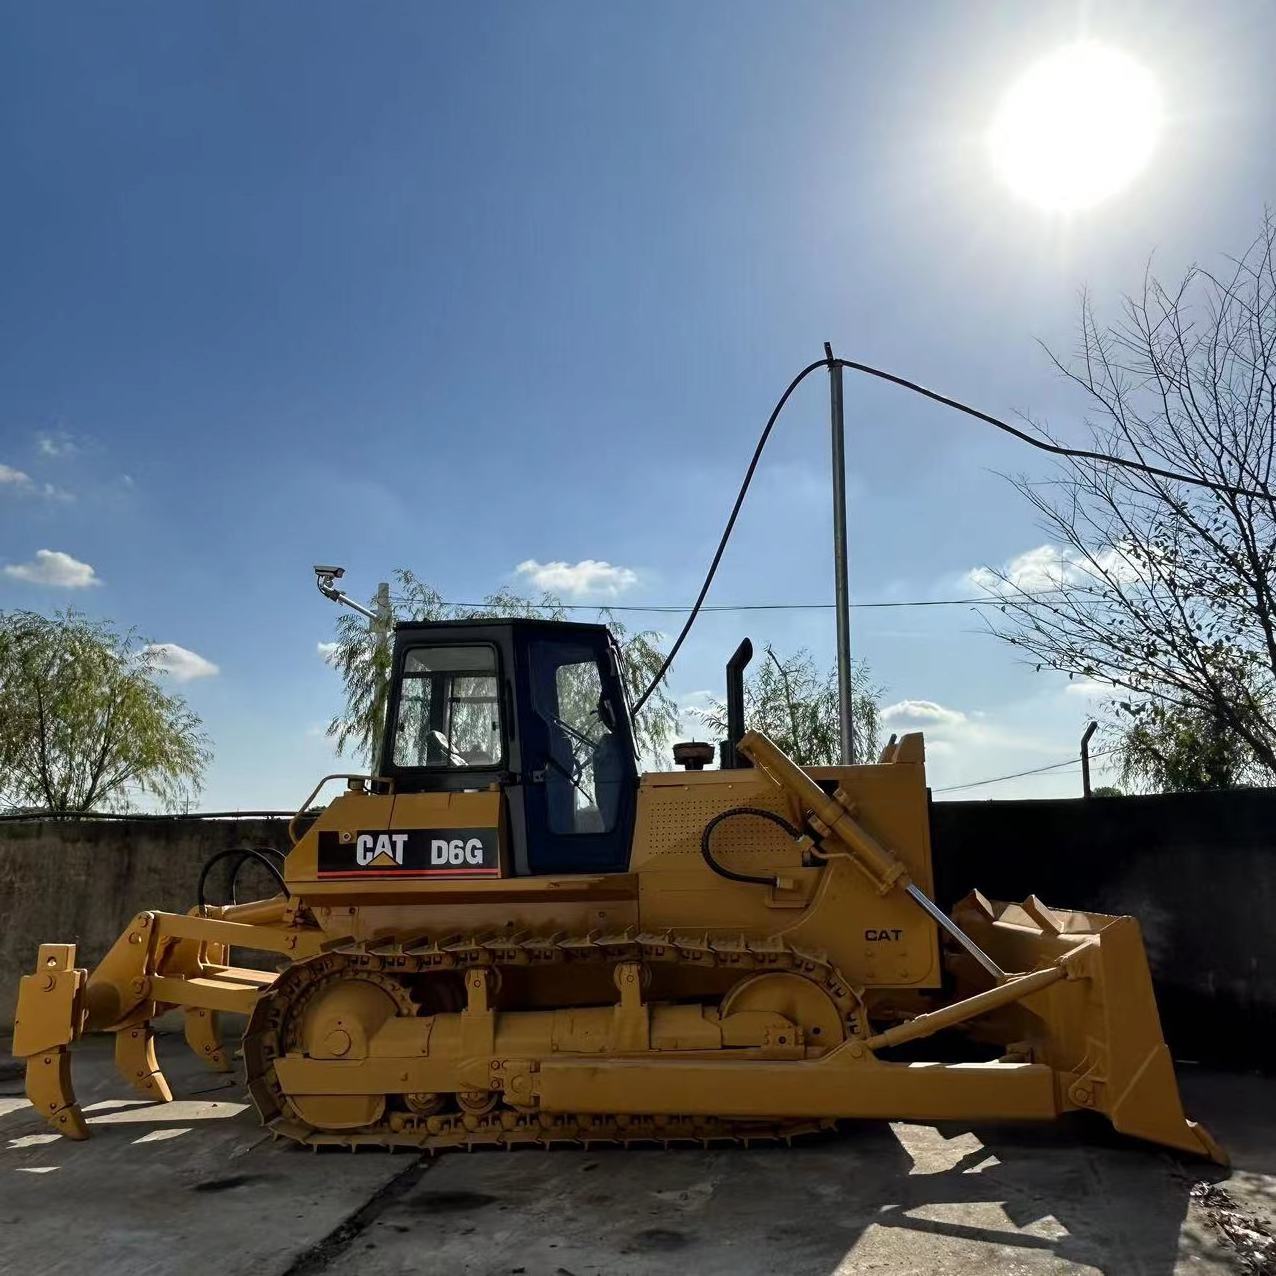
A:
319;1119;1217;1276
0;1035;1265;1276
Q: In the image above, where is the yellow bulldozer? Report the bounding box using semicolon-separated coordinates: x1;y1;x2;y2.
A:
11;597;1223;1161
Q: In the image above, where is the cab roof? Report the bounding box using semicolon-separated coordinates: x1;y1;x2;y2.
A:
392;616;614;639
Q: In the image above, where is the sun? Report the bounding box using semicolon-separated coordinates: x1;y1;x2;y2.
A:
988;43;1163;212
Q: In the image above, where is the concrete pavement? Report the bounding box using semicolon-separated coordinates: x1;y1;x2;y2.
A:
0;1031;1270;1275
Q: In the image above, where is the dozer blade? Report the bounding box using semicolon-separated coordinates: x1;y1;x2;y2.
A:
951;893;1226;1164
11;944;90;1140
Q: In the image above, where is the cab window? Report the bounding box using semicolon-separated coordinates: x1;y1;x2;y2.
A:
531;640;624;835
393;645;502;769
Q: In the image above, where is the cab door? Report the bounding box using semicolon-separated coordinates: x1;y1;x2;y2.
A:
518;631;637;875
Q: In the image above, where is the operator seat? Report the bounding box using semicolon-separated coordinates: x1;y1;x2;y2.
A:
545;719;578;834
591;730;625;832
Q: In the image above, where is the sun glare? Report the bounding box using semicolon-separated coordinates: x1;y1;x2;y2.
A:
989;43;1163;212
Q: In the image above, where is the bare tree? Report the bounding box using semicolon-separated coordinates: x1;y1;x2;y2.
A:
980;216;1276;783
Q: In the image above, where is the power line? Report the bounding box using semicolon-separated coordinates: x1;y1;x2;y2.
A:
385;577;1120;796
426;591;1064;616
833;358;1272;501
631;352;1271;708
933;748;1116;794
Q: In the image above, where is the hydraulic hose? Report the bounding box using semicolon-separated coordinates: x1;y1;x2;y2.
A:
197;847;289;912
699;806;804;889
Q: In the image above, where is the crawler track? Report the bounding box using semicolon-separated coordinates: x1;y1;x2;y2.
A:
243;928;864;1151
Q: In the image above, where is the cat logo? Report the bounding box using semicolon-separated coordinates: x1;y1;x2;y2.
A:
317;827;500;878
355;832;408;867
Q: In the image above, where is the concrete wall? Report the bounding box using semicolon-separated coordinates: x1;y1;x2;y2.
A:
0;817;290;1027
1;792;1272;1068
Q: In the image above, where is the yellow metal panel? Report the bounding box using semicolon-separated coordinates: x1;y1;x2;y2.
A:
150;976;263;1015
285;791;396;882
289;790;507;899
273;1056;457;1096
538;1054;1059;1122
389;790;502;833
631;757;940;988
12;946;84;1057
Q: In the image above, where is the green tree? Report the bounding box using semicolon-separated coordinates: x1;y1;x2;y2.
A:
325;570;680;767
0;610;212;813
1104;699;1259;793
696;646;881;766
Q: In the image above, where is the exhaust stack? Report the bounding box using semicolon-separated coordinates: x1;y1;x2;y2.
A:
720;638;753;769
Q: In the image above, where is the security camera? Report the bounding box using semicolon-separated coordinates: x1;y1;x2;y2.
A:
314;565;346;603
313;565;376;620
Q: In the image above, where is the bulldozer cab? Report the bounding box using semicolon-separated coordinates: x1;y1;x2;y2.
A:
377;618;639;876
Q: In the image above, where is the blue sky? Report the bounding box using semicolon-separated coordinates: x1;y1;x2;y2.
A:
3;1;1275;808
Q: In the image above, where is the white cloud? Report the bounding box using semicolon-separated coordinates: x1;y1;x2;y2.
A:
879;694;1069;787
0;463;73;502
3;549;100;587
143;643;219;682
968;542;1144;594
882;699;968;727
317;641;340;664
36;432;79;459
515;558;638;598
1092;545;1147;584
1064;677;1113;698
674;689;718;745
878;681;1129;799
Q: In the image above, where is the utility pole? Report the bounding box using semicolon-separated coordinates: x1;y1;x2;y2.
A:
825;342;854;764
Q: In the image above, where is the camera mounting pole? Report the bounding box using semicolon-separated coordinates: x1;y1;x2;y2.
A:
313;565;377;620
